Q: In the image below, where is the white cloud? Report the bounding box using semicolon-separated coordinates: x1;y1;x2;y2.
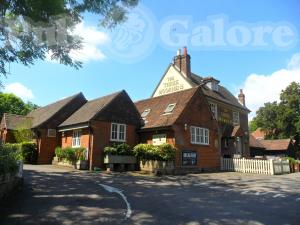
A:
47;22;110;63
240;53;300;120
4;83;34;101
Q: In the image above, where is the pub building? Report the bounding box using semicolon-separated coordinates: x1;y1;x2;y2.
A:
148;47;250;161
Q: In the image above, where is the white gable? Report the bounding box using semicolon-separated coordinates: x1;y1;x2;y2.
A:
152;65;193;97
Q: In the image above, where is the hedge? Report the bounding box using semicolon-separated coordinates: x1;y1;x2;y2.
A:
55;146;87;162
133;143;176;161
0;144;19;175
3;142;37;164
104;143;133;156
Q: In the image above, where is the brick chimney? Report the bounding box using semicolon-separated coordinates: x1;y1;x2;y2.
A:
173;47;191;78
238;89;245;106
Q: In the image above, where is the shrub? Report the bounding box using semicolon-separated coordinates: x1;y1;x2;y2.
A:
0;145;19;175
3;142;37;163
63;147;76;162
74;147;87;161
133;143;176;161
104;143;133;156
21;142;38;164
55;146;87;162
55;147;63;158
158;143;176;161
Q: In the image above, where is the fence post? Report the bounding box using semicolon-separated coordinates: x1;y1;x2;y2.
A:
269;159;274;175
242;158;245;173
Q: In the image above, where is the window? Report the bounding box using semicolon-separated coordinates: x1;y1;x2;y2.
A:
182;151;197;166
72;130;81;147
209;103;218;119
141;108;151;118
233;111;240;125
47;129;56;137
110;123;126;142
212;82;219;91
190;126;209;145
152;134;167;146
164;103;176;114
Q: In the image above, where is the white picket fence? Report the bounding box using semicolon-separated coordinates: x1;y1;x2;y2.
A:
221;157;290;175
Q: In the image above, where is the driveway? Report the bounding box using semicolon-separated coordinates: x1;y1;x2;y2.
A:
1;165;300;225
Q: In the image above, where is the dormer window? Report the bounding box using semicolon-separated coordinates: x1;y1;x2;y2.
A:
164;103;176;114
141;108;151;118
205;78;220;92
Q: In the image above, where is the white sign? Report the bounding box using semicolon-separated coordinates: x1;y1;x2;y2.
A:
152;134;167;146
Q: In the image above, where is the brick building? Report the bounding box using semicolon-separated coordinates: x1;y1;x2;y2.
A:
151;47;250;158
135;87;220;171
58;90;141;170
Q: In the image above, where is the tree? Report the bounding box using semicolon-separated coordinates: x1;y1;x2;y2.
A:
0;0;139;80
251;82;300;152
0;93;38;119
251;102;280;139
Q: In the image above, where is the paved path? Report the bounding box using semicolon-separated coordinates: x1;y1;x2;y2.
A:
1;165;300;225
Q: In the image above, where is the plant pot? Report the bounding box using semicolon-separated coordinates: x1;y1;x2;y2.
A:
140;160;175;174
104;155;137;164
76;160;88;170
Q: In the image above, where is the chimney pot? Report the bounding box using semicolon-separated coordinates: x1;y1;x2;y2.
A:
238;89;246;106
177;49;181;56
183;46;187;56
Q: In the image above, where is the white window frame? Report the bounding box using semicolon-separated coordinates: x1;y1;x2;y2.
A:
141;108;151;118
233;111;240;125
47;129;56;137
190;126;209;145
72;130;81;147
209;103;218;119
110;123;126;142
164;103;176;114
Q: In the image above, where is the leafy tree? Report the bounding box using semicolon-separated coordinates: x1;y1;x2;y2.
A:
0;93;38;120
0;0;139;80
251;82;300;153
251;102;280;139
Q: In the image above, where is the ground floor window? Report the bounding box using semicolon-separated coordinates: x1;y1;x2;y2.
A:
110;123;126;142
72;130;81;147
182;151;197;166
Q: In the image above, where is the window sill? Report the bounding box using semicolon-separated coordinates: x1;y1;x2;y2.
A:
110;139;126;142
190;143;209;146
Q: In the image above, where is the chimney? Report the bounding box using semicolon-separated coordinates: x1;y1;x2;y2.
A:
238;89;245;106
173;47;191;78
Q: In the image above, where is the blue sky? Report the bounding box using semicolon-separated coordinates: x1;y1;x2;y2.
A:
2;0;300;118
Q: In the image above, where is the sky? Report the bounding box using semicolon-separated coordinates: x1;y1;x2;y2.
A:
1;0;300;120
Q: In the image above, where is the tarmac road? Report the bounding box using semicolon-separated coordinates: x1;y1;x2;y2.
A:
1;165;300;225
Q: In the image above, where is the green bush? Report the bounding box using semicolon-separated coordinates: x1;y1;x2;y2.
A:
104;143;133;156
0;145;19;175
74;147;87;161
21;142;38;164
133;143;176;161
55;147;63;158
3;142;37;163
55;146;87;162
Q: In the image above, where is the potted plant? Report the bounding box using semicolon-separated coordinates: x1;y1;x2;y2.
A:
75;147;88;170
133;143;176;174
104;144;137;171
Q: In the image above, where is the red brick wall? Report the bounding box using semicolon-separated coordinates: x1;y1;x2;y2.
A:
90;121;138;169
61;128;90;149
36;129;60;164
139;89;220;170
58;122;138;170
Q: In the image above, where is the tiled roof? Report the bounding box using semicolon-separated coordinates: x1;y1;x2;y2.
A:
135;87;199;129
59;91;122;127
190;73;250;111
249;134;265;149
0;113;32;130
27;93;85;128
252;128;266;139
260;139;291;151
